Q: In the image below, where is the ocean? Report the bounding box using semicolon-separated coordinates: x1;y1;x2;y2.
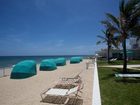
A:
0;55;90;68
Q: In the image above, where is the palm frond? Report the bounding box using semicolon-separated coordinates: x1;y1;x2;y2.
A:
130;8;140;20
106;13;120;28
119;0;125;13
101;19;120;35
111;39;119;49
97;35;108;41
114;35;122;47
96;40;107;45
101;30;106;35
109;26;120;34
101;30;109;39
136;37;140;42
101;20;112;28
130;25;140;36
128;16;139;30
96;41;101;45
125;0;140;17
125;0;140;13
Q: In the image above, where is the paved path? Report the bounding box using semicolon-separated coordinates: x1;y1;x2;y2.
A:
99;65;140;70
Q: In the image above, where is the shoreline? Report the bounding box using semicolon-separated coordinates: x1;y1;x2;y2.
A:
0;56;90;69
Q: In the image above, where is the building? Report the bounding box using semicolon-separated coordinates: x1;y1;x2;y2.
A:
97;48;140;60
96;38;140;60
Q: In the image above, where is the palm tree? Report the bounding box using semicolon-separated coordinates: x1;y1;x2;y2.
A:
106;0;140;73
97;20;118;63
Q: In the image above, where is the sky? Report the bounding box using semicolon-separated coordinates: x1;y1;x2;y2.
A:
0;0;120;56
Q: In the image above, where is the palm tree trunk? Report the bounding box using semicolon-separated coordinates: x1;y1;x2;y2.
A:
107;39;111;63
122;39;127;73
108;45;111;63
107;44;109;63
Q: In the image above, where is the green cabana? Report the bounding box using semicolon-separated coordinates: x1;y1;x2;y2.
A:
121;50;134;57
70;57;81;64
126;50;133;57
10;60;37;79
40;59;57;71
55;58;66;66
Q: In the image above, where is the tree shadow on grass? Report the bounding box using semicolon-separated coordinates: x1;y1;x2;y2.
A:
100;68;140;83
113;68;122;73
115;78;140;83
100;68;119;80
113;68;140;73
101;74;114;80
113;68;140;83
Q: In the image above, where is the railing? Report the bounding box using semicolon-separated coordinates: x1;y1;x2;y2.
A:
0;67;11;78
92;58;101;105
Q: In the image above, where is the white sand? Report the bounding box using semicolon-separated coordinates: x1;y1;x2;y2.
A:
0;60;94;105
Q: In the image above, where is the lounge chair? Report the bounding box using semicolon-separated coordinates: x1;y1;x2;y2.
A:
110;58;117;61
115;74;140;78
40;84;82;104
56;74;84;91
86;60;94;69
58;75;82;84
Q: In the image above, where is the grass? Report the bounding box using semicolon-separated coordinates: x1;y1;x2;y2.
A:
98;67;140;105
98;60;140;66
131;67;140;69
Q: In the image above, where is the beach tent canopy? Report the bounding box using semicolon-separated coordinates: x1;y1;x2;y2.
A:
70;57;81;64
79;57;83;61
55;58;66;66
72;57;83;61
40;59;57;71
10;60;37;79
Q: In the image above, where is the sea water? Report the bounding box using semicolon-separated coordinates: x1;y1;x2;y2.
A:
0;55;90;77
0;55;89;68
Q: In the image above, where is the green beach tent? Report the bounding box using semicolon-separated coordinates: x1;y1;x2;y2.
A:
78;57;83;61
40;59;57;71
10;60;37;79
70;57;81;64
55;58;66;66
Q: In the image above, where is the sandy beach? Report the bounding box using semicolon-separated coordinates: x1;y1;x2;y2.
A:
0;60;94;105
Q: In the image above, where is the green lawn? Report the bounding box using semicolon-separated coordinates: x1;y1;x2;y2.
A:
98;67;140;105
98;60;140;66
132;67;140;69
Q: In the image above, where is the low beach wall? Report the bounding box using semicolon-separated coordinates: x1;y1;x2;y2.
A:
92;58;101;105
0;67;11;78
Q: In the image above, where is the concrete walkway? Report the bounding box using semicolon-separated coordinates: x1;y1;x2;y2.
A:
99;65;140;70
